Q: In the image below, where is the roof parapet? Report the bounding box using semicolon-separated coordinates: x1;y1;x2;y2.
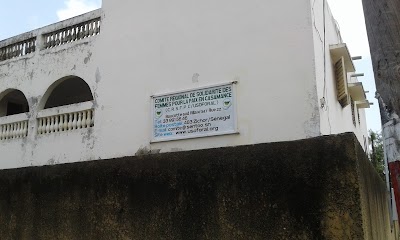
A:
0;9;102;63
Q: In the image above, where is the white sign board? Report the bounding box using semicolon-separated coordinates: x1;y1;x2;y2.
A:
152;82;237;142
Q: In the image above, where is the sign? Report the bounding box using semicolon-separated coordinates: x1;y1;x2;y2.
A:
152;82;237;142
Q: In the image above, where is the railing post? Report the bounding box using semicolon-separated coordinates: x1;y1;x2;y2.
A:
36;32;45;51
0;120;29;141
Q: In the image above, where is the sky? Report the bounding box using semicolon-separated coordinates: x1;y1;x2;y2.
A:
327;0;381;132
0;0;101;40
0;0;381;132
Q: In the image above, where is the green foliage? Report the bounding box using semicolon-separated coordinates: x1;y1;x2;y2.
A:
369;130;385;181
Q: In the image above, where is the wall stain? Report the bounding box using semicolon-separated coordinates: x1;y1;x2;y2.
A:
0;133;391;239
84;52;92;64
135;146;160;156
192;73;200;83
304;89;321;137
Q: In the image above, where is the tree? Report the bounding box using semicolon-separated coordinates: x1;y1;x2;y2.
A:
369;130;385;181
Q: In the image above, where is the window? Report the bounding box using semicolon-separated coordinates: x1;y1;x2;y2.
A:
330;43;355;108
334;57;349;107
351;97;356;127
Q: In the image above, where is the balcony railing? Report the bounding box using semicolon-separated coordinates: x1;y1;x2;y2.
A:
0;101;94;141
43;17;100;49
0;113;29;140
37;101;94;135
0;37;36;61
0;9;102;63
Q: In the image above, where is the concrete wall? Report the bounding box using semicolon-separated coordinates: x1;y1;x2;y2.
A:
357;137;397;240
0;0;323;168
0;133;393;239
96;0;320;156
0;0;371;169
310;0;369;150
0;31;100;168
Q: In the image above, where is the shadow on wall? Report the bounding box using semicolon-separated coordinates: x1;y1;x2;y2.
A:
0;89;29;117
41;76;93;109
0;76;94;116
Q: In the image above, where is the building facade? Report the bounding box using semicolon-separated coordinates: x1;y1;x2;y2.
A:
0;0;370;169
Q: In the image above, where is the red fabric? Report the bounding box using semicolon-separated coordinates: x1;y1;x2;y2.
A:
389;161;400;220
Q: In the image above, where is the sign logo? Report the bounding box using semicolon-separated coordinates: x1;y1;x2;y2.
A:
155;109;163;119
223;98;232;109
152;83;237;142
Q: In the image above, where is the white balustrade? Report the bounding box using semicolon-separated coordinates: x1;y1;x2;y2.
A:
43;17;101;49
0;9;102;64
37;109;94;135
0;121;28;140
0;37;36;62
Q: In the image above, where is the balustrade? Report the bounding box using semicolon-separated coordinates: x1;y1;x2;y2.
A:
0;121;28;140
43;18;100;49
0;9;102;63
38;109;94;135
0;37;36;61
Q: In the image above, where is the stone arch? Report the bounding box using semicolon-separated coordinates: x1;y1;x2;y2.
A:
39;76;94;110
0;89;30;117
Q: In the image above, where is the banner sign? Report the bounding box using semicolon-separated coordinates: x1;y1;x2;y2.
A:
152;82;237;142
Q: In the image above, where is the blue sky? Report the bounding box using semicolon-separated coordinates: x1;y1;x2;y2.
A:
0;0;381;132
328;0;381;132
0;0;101;40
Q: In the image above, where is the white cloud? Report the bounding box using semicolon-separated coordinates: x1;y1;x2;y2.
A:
57;0;101;21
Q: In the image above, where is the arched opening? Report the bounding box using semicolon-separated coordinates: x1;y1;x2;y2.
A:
0;89;29;117
43;76;93;109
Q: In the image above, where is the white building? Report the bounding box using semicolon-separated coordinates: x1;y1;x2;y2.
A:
0;0;370;169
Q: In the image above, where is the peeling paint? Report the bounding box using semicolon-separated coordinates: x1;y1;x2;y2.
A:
84;52;92;64
95;68;101;84
0;1;370;171
303;89;321;138
135;147;160;156
192;73;200;83
29;96;39;106
47;158;56;165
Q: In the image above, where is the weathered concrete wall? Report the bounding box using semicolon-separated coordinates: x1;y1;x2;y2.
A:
354;133;395;240
362;0;400;234
0;1;371;169
311;0;369;148
0;133;392;239
0;13;100;168
362;0;400;118
0;0;322;169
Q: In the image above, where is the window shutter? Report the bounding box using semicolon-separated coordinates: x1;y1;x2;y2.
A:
351;97;356;126
335;57;349;107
